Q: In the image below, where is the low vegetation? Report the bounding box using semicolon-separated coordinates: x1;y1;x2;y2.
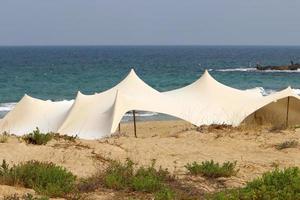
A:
0;132;9;143
0;160;76;197
22;128;53;145
51;132;77;142
185;160;238;178
1;157;299;199
208;167;300;200
275;140;299;150
22;128;77;145
78;159;176;199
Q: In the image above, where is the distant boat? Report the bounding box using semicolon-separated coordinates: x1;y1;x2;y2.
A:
256;61;300;71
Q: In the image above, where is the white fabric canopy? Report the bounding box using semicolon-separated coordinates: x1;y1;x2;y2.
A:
58;69;188;139
0;95;73;135
1;69;300;139
163;70;263;126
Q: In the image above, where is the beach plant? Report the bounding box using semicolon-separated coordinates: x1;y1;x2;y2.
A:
185;160;238;178
103;159;134;190
0;132;9;143
78;159;175;198
0;160;76;197
23;128;53;145
131;160;170;192
275;140;298;150
154;186;175;200
207;167;300;200
102;159;172;193
51;133;77;142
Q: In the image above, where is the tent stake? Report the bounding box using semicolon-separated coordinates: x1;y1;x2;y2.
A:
133;110;137;138
286;96;290;128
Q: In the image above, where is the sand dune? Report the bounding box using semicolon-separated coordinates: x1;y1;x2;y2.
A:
0;120;300;198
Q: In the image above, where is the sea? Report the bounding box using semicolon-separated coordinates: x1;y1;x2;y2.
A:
1;45;300;120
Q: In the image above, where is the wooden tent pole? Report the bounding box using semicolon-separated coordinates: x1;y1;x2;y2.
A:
118;123;121;133
133;110;137;138
286;96;290;128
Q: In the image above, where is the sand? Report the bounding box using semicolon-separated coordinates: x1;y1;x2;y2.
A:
0;120;300;198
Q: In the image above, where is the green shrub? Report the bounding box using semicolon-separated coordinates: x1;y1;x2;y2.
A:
131;161;169;192
23;128;53;145
102;159;172;193
103;159;134;190
185;160;238;178
275;140;298;150
207;167;300;200
154;187;175;200
0;160;76;197
79;158;176;198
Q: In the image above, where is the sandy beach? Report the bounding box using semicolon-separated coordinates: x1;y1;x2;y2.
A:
0;120;300;199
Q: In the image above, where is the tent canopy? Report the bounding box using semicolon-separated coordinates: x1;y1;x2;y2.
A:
58;69;189;139
1;69;300;139
164;70;263;126
0;95;73;135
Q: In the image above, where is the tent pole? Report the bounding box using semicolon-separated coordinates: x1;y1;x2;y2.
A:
133;110;137;138
286;96;290;128
118;123;121;133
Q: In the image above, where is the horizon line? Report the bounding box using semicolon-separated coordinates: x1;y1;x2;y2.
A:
1;44;300;47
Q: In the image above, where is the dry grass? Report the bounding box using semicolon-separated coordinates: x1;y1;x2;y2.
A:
275;140;299;150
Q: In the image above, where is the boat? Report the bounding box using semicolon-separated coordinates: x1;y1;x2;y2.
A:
256;61;300;71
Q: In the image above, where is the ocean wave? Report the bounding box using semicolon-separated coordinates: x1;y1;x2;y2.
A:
124;111;158;117
0;102;17;112
293;89;300;95
214;68;256;72
254;87;300;96
213;68;300;73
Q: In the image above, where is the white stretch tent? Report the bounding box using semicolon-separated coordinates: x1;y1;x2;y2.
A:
163;70;263;126
58;69;191;139
1;69;300;139
0;95;73;135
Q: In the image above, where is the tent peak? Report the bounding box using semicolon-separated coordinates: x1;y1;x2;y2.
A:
128;68;137;76
200;69;214;82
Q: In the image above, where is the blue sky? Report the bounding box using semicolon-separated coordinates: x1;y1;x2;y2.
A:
0;0;299;45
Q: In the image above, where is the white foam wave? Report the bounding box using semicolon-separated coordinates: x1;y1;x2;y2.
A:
124;112;158;117
213;68;256;72
292;89;300;95
0;102;17;112
253;87;300;96
213;68;300;73
254;87;277;96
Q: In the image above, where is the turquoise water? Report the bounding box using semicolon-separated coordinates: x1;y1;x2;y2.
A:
1;45;300;117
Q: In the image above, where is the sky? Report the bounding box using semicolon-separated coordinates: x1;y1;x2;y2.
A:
0;0;299;46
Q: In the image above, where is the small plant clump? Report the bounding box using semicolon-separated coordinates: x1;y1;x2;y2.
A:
185;160;238;178
23;128;53;145
0;160;76;197
275;140;299;150
78;159;175;199
207;167;300;200
52;133;77;142
0;132;9;143
154;187;175;200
